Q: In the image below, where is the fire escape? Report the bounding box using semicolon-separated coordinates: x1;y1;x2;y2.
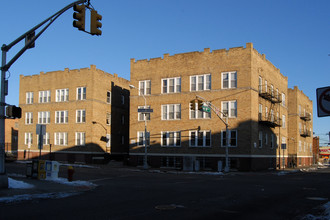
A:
300;110;312;137
258;85;282;128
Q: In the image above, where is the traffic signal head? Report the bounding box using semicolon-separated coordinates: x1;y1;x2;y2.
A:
6;106;22;119
190;100;196;110
90;10;102;36
197;100;203;110
73;4;86;31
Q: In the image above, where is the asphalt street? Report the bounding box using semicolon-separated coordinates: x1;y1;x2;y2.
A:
1;162;330;220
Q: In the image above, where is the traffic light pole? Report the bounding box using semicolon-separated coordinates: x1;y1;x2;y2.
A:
196;95;230;172
0;0;88;188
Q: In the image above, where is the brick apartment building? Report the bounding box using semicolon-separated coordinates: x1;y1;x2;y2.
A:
288;86;314;167
5;119;19;154
129;43;313;171
18;65;130;163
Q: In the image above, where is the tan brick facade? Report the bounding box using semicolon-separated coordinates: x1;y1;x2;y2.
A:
5;119;19;154
18;65;130;163
129;43;313;171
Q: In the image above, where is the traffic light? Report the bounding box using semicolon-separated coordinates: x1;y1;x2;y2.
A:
6;106;22;119
73;4;86;31
197;100;203;110
90;10;102;36
190;100;196;110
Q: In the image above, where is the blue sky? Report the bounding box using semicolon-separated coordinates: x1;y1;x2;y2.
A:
1;0;329;144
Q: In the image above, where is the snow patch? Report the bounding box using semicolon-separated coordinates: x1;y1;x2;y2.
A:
8;178;34;189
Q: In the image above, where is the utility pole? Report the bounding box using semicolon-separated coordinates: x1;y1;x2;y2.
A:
0;0;95;188
195;95;230;172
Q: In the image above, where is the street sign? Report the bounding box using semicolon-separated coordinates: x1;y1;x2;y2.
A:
138;108;153;113
317;86;330;117
36;124;46;135
202;106;210;113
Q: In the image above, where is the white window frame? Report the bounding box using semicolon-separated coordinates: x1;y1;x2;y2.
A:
282;115;286;128
162;104;181;120
139;80;151;96
76;109;86;123
222;71;237;89
55;110;68;124
221;130;237;147
162;77;181;94
282;93;286;107
26;92;34;104
77;87;86;100
190;130;211;147
258;76;262;93
25;112;33;124
221;101;237;118
107;91;111;104
137;131;150;146
190;74;211;91
75;132;85;146
25;133;33;145
161;131;181;147
106;113;111;125
138;106;151;121
38;133;50;145
56;89;69;102
106;134;111;147
38;111;50;124
54;132;68;146
39;90;51;103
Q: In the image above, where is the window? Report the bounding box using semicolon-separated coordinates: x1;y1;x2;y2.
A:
107;91;111;104
282;93;286;106
121;95;125;105
25;133;33;145
222;71;237;89
265;133;268;146
106;134;111;147
54;132;68;146
221;130;237;147
190;130;211;147
56;89;69;102
221;101;237;118
162;77;181;94
138;106;150;121
259;131;262;148
76;110;86;123
190;74;211;91
282;115;286;128
265;80;268;93
137;131;150;146
75;132;85;146
162;131;181;147
258;76;262;93
26;92;34;104
270;85;274;96
77;87;86;100
271;134;275;149
162;104;181;120
38;133;50;145
38;111;50;124
139;80;151;95
299;141;302;152
39;90;50;103
190;102;211;119
259;104;262;120
121;115;125;125
106;113;111;125
55;111;68;124
25;112;33;124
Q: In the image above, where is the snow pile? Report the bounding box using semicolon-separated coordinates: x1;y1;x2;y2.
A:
302;201;330;220
48;177;97;188
8;178;34;189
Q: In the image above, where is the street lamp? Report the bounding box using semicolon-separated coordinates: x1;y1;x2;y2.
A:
129;84;148;169
92;121;109;144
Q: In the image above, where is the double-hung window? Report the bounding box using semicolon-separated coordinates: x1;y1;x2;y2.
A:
55;110;68;124
221;101;237;118
106;113;111;125
77;87;86;100
162;77;181;94
38;111;50;124
138;106;150;121
76;110;86;123
75;132;85;146
190;130;211;147
221;130;237;147
54;132;68;146
162;131;181;147
56;89;69;102
222;71;237;89
190;74;211;91
25;112;33;124
139;80;151;96
162;104;181;120
39;90;50;103
26;92;34;104
25;133;33;145
107;91;111;104
137;131;150;146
